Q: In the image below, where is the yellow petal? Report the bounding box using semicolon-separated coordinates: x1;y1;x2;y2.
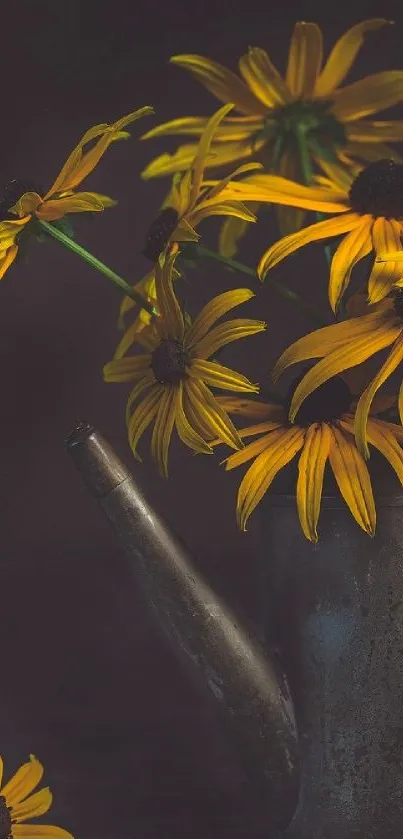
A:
368;217;403;303
12;787;52;822
0;243;19;279
189;200;257;227
220;174;348;212
224;425;288;469
125;375;156;424
332;71;403;121
142;115;263;142
272;305;392;381
236;427;305;530
355;332;403;458
46;107;153;196
184;378;243;449
189;104;234;208
175;382;213;454
296;423;331;542
127;385;163;456
363;417;403;487
151;386;177;477
2;756;43;807
286;22;323;97
154;254;185;342
202;162;263;203
185;288;255;347
103;356;151;383
194;318;266;359
258;213;360;280
0;757;3;788
13;826;74;839
142;138;261;179
328;215;373;312
170;54;267;116
289;325;401;423
37;192;115;220
347;119;403;143
188;358;258;392
345;139;403;165
11;192;42;216
215;396;285;421
276;146;306;235
239;47;291;107
315;19;392;96
328;424;376;535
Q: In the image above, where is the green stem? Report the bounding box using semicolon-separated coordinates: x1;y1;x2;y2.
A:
196;245;326;326
38;219;156;315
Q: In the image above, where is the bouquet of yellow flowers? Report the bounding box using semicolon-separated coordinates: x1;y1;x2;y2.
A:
4;18;403;548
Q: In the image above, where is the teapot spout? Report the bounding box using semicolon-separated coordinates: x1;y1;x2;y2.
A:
66;423;300;830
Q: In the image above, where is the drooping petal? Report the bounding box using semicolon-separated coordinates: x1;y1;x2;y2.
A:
175;381;213;454
288;326;402;423
103;356;151;383
347;119;403;143
258;213;360;280
215;396;285;421
154;254;185;342
185;288;255;347
368;217;403;303
189;200;257;226
170;54;267;115
344;139;403;165
355;332;403;458
127;385;163;457
13;826;74;839
272;304;392;381
328;215;373;312
12;788;52;822
142;115;264;142
194;318;266;359
150;386;177;477
0;244;19;279
184;378;243;449
37;192;116;220
328;424;376;535
239;47;291;107
332;71;403;121
276;146;306;236
361;418;403;487
218;212;256;258
188;358;259;392
125;375;156;425
224;426;286;469
2;756;43;807
201;161;263;202
315;19;392;96
286;22;323;97
236;426;305;530
189;104;235;208
296;422;331;542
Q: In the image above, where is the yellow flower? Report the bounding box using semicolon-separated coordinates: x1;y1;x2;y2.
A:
141;20;403;249
0;753;73;839
119;104;260;334
224;157;403;311
217;379;403;541
271;292;403;458
0;107;153;280
103;253;266;476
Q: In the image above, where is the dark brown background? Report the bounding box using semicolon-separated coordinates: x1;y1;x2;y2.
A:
1;1;402;836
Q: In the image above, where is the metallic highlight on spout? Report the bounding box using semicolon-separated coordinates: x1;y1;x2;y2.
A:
66;423;300;830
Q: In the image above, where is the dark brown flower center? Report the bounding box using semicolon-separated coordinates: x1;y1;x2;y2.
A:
142;207;179;262
151;339;189;384
349;159;403;218
0;796;12;839
0;179;41;221
286;373;352;427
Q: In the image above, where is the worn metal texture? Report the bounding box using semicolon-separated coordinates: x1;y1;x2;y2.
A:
261;464;403;839
67;424;300;832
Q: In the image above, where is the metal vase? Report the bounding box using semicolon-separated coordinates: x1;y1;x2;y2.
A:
259;459;403;839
